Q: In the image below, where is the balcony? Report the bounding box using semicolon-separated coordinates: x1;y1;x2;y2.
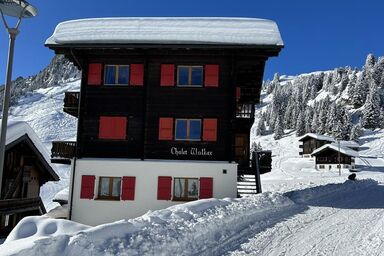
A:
63;91;79;117
236;104;254;119
51;141;76;164
0;197;46;215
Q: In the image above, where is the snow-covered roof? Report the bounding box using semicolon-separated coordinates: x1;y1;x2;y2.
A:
53;187;69;202
298;133;335;142
5;121;59;181
311;143;359;157
339;140;360;149
45;17;284;47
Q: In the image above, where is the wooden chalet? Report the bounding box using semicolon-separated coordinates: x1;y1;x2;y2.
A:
298;133;335;157
311;143;358;171
0;121;59;238
45;17;283;225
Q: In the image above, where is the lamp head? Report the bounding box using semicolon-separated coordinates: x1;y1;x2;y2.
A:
0;0;37;18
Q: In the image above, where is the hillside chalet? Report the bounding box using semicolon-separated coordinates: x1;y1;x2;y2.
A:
299;133;359;157
0;121;59;237
298;133;335;157
312;143;358;171
46;17;284;225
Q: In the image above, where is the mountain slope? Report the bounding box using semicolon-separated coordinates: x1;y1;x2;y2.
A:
258;54;384;141
0;55;80;108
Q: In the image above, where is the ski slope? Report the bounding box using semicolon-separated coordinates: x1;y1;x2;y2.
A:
230;180;384;255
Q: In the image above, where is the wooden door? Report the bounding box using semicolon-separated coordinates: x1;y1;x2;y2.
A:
235;134;249;167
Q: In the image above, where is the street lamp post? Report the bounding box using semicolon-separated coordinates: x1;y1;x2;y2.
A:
337;138;341;177
0;0;37;198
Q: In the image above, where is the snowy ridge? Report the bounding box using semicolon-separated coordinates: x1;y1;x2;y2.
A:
45;17;284;46
0;55;79;108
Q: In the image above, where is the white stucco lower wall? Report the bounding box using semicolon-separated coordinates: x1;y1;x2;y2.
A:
70;159;237;226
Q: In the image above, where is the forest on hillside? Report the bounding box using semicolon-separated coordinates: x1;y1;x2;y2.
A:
258;54;384;141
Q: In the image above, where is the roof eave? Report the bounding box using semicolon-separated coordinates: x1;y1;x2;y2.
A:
45;42;284;52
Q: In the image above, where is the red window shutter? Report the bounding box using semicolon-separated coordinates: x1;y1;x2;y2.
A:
236;87;241;101
157;176;172;200
121;176;136;200
160;64;175;86
130;64;144;86
159;118;174;140
203;118;217;142
200;177;213;199
99;116;127;140
80;175;95;199
88;63;102;86
204;65;219;87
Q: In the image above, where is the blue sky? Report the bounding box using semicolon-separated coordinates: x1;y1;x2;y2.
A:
0;0;382;82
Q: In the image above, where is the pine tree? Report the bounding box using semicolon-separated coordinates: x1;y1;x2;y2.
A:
251;142;263;153
255;115;266;136
365;54;376;72
339;73;349;94
362;84;381;129
326;102;338;134
351;74;368;108
379;109;384;128
296;112;305;136
340;107;352;140
311;110;318;133
347;72;357;100
274;116;284;140
372;57;384;87
304;106;313;133
267;73;280;94
350;122;363;141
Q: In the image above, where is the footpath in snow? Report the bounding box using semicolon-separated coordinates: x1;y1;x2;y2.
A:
0;178;381;256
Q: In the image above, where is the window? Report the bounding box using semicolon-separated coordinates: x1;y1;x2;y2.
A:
173;178;199;201
98;177;121;200
175;119;201;141
104;65;130;85
317;157;327;162
177;66;203;87
319;165;325;169
4;215;10;227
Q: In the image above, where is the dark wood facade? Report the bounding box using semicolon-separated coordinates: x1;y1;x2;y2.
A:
299;137;332;155
0;134;59;237
49;46;281;170
312;148;353;165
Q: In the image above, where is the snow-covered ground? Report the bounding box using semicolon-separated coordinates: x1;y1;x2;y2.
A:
1;82;384;255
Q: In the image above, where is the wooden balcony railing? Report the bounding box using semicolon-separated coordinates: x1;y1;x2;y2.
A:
51;141;76;164
236;103;254;119
0;197;46;214
63;91;79;117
